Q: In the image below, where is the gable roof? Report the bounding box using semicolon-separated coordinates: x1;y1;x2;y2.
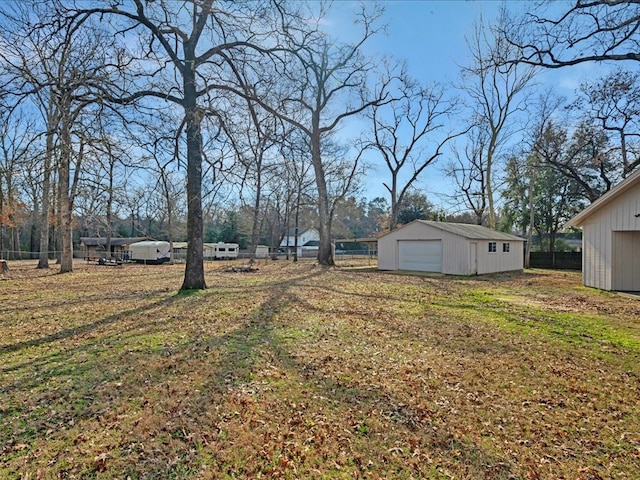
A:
285;227;316;237
382;220;523;241
566;168;640;227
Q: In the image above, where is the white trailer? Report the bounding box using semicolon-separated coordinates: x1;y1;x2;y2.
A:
204;242;239;260
129;241;171;264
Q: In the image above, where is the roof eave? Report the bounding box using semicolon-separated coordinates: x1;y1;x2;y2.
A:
566;169;640;228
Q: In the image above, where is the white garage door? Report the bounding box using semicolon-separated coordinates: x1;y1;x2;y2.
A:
398;240;442;272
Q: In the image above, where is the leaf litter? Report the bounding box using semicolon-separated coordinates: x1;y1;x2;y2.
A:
0;260;639;479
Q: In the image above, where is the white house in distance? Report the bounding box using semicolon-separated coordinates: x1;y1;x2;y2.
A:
279;228;320;258
378;220;524;275
566;169;640;291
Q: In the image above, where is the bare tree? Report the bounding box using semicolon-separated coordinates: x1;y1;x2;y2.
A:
227;95;282;264
445;128;489;225
572;68;640;177
0;112;37;259
460;12;537;229
277;128;315;262
75;114;135;259
1;2;126;272
62;0;295;288
1;2;59;268
366;66;461;230
136;121;187;264
242;3;386;265
462;10;536;229
504;1;640;68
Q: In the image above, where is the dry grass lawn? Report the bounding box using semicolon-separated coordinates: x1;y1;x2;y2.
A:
1;259;639;479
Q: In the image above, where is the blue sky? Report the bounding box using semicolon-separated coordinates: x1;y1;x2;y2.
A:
328;1;607;212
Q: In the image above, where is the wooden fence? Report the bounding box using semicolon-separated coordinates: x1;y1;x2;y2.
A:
528;251;582;270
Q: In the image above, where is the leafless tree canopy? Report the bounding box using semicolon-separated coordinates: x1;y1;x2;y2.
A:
505;1;640;67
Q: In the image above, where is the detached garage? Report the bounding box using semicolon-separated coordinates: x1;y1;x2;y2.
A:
378;220;524;275
566;169;640;291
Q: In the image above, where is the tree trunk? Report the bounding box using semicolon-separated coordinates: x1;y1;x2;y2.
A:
11;226;21;260
620;130;630;178
180;50;206;290
248;160;262;265
30;222;38;259
58;118;74;273
486;143;496;230
38;111;55;269
525;163;535;269
105;159;114;259
164;172;175;265
293;191;301;263
58;187;74;271
388;177;399;230
311;128;334;266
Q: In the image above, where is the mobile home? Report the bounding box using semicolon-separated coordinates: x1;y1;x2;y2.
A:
204;242;239;260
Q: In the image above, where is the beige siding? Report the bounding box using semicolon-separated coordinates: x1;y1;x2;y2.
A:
612;232;640;291
378;222;523;275
587;186;640;230
378;222;465;272
583;220;612;290
581;187;640;290
442;233;470;275
377;231;399;270
476;240;524;274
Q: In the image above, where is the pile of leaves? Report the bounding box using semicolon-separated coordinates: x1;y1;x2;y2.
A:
1;261;639;479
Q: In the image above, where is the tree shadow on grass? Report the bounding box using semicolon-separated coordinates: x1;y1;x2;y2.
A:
184;271;520;479
0;291;197;356
1;266;519;479
0;269;329;473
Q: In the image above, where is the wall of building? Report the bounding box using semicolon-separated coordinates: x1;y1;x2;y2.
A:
582;188;640;290
378;222;523;275
476;239;524;275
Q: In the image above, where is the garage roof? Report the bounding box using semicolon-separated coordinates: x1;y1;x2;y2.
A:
384;220;524;241
566;168;640;227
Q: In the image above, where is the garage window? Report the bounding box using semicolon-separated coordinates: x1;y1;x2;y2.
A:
488;242;496;253
503;242;510;253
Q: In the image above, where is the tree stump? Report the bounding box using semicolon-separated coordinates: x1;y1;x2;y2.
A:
0;260;8;274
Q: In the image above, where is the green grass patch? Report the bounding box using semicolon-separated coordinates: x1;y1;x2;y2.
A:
1;261;639;479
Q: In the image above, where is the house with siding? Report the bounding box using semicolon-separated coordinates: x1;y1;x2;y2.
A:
378;220;523;275
279;228;320;258
566;169;640;291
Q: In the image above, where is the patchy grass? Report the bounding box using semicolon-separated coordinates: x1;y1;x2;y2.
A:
1;260;639;479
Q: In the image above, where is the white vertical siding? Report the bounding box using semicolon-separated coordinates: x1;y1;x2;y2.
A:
377;232;398;270
377;222;523;275
584;220;612;290
476;240;524;275
469;242;478;275
581;188;640;290
441;233;471;275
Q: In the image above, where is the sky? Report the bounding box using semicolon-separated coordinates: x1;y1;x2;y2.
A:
327;1;607;213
